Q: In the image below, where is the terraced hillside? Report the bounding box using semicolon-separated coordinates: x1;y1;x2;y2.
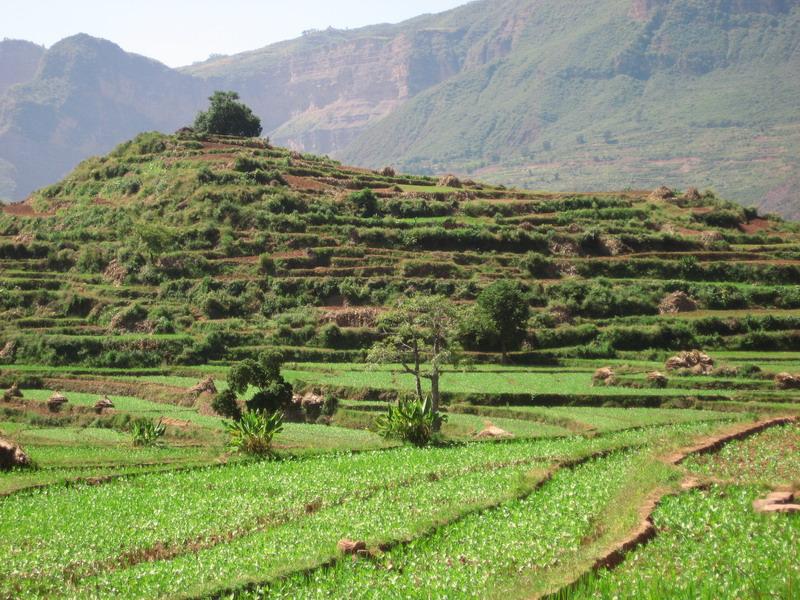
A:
1;131;799;598
3;130;800;371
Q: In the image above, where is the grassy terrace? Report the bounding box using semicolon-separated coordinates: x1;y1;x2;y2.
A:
1;131;799;598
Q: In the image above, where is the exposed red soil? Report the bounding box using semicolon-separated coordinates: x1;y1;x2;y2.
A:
1;201;52;217
739;217;771;234
284;175;329;191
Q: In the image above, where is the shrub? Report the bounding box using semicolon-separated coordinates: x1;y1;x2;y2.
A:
376;397;444;446
258;254;276;275
194;91;262;137
348;189;379;218
131;418;166;447
211;389;242;420
225;410;283;455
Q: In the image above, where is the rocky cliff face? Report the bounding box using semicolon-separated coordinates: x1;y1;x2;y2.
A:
0;35;207;199
0;40;44;97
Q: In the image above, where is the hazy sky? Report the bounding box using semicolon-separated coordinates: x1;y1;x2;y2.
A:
4;0;469;67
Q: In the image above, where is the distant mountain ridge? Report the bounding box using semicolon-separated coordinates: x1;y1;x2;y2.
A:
1;0;798;217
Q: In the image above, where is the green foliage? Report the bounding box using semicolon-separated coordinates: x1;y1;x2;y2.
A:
475;280;530;359
130;418;166;447
211;389;242;420
225;410;284;455
347;189;378;217
376;396;443;446
193;91;262;137
228;351;294;414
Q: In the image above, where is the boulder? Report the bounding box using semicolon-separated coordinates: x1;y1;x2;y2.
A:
47;392;69;413
337;539;367;555
593;367;617;386
665;350;714;374
0;437;30;470
658;291;698;314
775;372;800;390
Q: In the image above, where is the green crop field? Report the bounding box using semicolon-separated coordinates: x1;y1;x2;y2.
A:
1;130;799;598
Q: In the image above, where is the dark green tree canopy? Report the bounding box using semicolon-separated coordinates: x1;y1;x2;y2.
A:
476;280;530;360
193;91;262;137
227;350;293;413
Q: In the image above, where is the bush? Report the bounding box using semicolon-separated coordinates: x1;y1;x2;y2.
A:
376;397;444;446
225;410;283;455
348;189;379;218
211;389;242;420
131;418;166;447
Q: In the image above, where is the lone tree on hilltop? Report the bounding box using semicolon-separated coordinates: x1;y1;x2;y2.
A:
368;294;461;421
475;280;529;362
193;91;262;137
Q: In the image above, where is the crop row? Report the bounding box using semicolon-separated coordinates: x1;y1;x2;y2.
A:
570;485;800;598
0;422;722;598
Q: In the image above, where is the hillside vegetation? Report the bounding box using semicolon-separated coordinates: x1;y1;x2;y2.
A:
1;130;800;381
2;0;799;217
1;132;799;598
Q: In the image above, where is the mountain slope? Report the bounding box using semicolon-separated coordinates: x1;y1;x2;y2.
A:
342;0;800;216
0;39;44;96
2;131;800;368
0;34;207;200
182;0;525;154
1;1;798;217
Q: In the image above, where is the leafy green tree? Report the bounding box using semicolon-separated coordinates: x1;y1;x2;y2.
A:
476;280;529;361
193;91;262;137
367;294;460;419
348;189;378;217
227;350;293;413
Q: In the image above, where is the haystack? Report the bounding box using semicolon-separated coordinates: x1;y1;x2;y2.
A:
94;395;115;414
190;377;218;396
0;437;30;470
47;392;69;412
438;174;462;188
475;421;514;439
665;350;713;374
700;230;724;246
649;186;675;201
658;291;698;314
592;367;617;386
380;166;396;177
682;187;702;201
0;340;16;360
102;259;127;286
775;372;800;390
646;371;669;388
5;382;23;399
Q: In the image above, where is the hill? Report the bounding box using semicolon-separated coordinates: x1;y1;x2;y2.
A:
2;131;800;371
0;34;206;201
1;1;799;217
1;132;799;599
